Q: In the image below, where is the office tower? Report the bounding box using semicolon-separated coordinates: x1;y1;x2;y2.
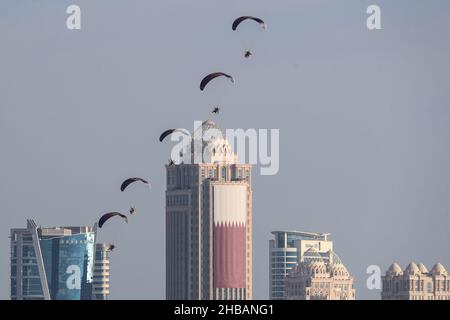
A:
381;262;450;300
10;219;111;300
285;249;355;300
269;231;333;300
92;243;112;300
166;120;253;300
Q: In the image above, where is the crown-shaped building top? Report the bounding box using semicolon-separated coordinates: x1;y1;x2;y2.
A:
182;119;237;165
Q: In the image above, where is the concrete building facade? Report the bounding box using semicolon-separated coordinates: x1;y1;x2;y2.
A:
92;243;112;300
382;262;450;300
285;249;355;300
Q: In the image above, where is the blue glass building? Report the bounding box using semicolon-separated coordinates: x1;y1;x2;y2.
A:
10;219;107;300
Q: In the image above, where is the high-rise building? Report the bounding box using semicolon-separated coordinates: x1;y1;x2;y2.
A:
285;249;355;300
165;120;253;300
269;231;332;299
381;262;450;300
92;243;112;300
10;219;111;300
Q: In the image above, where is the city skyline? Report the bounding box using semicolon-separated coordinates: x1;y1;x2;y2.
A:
1;0;450;300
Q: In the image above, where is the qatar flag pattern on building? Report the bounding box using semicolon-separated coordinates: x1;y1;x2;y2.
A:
213;184;247;289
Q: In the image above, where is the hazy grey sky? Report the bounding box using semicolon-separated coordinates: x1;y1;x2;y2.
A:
1;0;450;299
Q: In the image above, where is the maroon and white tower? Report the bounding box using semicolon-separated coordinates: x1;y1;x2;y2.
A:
165;120;253;300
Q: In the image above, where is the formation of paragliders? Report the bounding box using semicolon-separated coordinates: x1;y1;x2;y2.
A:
97;15;267;250
160;14;267;160
96;177;150;250
198;16;266;113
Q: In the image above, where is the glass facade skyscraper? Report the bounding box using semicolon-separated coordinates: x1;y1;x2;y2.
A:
39;232;95;300
269;231;333;299
10;219;110;300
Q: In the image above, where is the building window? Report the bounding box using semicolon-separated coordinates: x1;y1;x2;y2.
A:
10;265;17;277
11;279;17;297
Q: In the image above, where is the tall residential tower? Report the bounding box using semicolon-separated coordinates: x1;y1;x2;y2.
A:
166;120;253;300
92;243;112;300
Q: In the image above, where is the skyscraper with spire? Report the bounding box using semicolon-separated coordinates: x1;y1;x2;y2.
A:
165;120;253;300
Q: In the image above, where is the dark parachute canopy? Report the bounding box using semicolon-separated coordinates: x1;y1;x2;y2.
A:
232;16;266;31
159;128;189;142
200;72;234;91
98;212;128;228
120;177;149;192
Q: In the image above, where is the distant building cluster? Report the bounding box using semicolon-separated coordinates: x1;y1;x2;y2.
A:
381;262;450;300
10;220;111;300
269;231;333;299
269;230;355;300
